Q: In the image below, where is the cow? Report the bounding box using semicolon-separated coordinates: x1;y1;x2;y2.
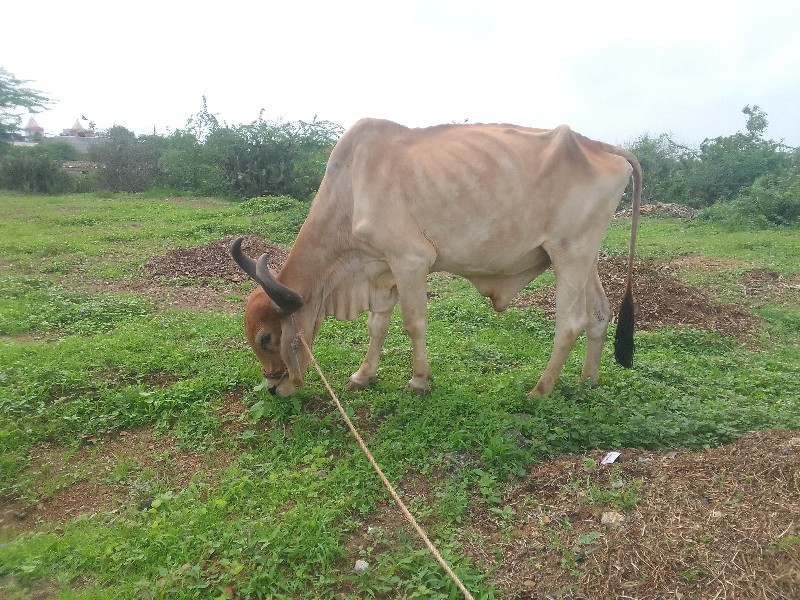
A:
230;118;641;398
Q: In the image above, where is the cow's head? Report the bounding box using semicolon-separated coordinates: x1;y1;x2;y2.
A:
230;237;305;397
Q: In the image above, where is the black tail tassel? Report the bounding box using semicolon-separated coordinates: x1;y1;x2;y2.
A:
614;288;635;368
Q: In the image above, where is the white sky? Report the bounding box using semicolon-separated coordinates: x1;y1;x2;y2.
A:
4;0;799;147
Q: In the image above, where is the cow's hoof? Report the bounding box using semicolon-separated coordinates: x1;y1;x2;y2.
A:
346;374;376;391
527;384;551;398
407;375;433;395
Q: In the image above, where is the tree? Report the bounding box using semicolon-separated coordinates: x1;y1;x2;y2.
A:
89;126;165;192
625;133;692;204
683;107;791;206
742;104;768;138
0;67;52;143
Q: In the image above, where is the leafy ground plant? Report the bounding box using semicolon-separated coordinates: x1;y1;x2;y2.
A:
0;192;798;598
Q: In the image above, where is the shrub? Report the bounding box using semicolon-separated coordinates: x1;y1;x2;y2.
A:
89;126;166;192
159;131;227;196
700;170;800;229
0;145;71;193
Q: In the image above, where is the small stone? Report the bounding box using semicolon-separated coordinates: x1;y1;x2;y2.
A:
522;579;536;590
354;559;369;574
637;456;654;464
601;511;625;527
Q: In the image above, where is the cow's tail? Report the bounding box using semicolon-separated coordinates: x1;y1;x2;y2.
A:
612;148;641;368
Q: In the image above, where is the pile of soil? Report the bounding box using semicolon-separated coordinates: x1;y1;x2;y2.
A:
144;235;288;283
143;235;769;343
616;202;699;219
741;268;800;300
461;429;800;598
512;256;762;342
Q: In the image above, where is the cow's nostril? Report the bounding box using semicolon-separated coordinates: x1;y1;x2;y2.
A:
268;385;278;397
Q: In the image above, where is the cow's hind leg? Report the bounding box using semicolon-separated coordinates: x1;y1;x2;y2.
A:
529;255;592;396
347;307;393;390
581;267;610;385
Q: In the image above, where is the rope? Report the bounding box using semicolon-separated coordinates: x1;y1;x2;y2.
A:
297;334;476;600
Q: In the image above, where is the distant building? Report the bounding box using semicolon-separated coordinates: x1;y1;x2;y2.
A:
24;117;45;140
13;117;107;154
47;118;105;154
61;118;96;138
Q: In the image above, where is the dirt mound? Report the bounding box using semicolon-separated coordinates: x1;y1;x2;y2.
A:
741;268;800;300
465;428;800;599
145;235;288;282
512;255;761;342
616;202;699;219
145;236;764;340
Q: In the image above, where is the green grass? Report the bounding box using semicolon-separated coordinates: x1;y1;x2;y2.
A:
604;218;800;273
1;191;799;598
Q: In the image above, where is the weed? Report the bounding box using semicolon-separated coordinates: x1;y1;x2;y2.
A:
585;478;643;510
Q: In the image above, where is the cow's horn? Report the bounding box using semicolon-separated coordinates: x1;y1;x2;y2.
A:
230;237;258;280
230;237;304;315
255;253;304;315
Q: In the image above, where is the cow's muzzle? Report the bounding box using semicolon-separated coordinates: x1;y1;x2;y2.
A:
264;369;289;397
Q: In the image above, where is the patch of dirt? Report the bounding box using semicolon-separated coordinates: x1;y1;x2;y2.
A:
86;278;242;314
216;390;251;437
144;234;287;283
512;255;763;343
458;429;800;599
83;234;289;313
0;427;234;537
741;268;800;301
335;431;799;599
615;202;699;219
669;254;749;272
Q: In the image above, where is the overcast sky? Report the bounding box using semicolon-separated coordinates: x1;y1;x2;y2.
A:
4;0;799;147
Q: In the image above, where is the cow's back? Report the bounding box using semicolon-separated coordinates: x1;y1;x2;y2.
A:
336;120;631;277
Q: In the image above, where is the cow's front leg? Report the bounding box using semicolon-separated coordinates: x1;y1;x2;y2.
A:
401;292;433;394
391;265;434;394
347;308;392;390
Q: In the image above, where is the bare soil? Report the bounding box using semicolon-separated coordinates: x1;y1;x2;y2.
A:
144;234;288;283
512;255;765;343
0;394;242;539
466;429;800;599
341;430;799;599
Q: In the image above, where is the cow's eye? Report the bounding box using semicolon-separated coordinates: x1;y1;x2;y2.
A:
259;333;271;350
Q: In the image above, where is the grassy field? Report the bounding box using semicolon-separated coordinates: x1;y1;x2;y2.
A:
1;191;798;598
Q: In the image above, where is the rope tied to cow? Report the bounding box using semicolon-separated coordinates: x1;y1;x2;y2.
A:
296;333;476;600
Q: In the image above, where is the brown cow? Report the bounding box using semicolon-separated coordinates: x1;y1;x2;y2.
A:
231;118;641;397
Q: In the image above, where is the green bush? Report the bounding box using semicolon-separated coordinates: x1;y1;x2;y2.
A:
89;126;166;192
0;145;71;193
624;106;795;209
159;130;227;196
700;171;800;229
